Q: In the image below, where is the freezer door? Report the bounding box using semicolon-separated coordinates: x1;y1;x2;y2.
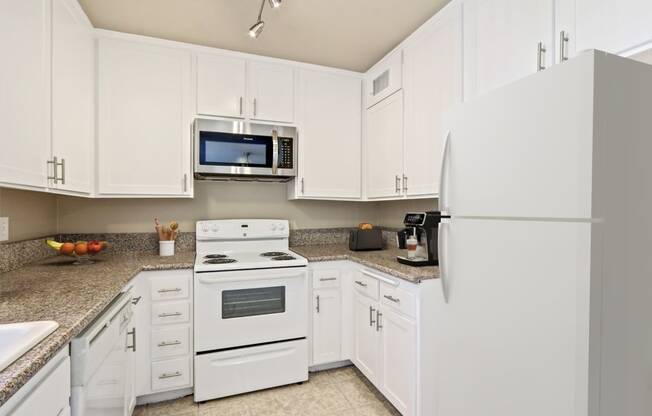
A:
435;218;592;416
442;51;596;219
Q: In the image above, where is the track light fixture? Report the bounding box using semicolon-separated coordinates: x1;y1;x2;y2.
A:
248;0;282;38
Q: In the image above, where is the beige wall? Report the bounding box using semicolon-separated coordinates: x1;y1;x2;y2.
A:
57;181;378;233
374;198;438;228
0;188;58;242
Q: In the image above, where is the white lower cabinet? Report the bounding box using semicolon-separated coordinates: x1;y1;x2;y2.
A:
133;269;193;398
312;288;342;365
352;292;382;381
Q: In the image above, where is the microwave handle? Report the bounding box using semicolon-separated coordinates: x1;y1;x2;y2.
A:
272;129;279;175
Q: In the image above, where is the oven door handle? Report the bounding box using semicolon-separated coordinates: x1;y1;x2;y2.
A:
198;271;306;285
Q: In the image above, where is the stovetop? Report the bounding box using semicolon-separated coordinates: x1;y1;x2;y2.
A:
194;250;308;272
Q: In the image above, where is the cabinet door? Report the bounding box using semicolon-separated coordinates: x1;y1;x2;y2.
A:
464;0;554;99
403;2;462;197
379;308;416;416
575;0;652;56
365;50;402;108
352;293;380;383
51;0;94;195
133;275;151;397
97;38;192;197
312;289;342;365
0;0;51;189
365;91;404;199
124;315;136;416
248;61;294;123
297;70;361;199
197;54;246;118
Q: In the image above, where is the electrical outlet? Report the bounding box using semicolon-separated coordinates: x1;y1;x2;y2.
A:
0;217;8;242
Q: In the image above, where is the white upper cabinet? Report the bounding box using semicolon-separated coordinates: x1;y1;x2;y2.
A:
464;0;555;99
365;91;404;200
196;54;246;119
574;0;652;57
97;37;193;197
294;69;362;199
0;0;51;190
403;2;463;198
365;50;402;109
247;61;295;123
51;0;94;195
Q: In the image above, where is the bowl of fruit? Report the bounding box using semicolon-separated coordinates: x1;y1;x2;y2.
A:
46;239;109;265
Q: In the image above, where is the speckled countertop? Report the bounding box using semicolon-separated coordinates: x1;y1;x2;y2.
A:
291;244;439;283
0;252;195;407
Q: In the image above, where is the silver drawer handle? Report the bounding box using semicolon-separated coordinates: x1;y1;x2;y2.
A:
320;277;337;282
384;295;400;303
158;312;182;318
158;371;182;379
158;288;182;293
354;280;367;288
158;340;182;347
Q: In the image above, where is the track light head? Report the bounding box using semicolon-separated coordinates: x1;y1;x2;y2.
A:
268;0;282;8
248;20;265;38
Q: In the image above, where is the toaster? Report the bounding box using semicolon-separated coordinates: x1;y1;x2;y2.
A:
349;229;383;251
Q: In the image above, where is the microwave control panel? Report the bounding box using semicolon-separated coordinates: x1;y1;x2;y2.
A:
278;138;294;169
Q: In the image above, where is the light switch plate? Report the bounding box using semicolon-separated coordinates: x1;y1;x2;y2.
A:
0;217;8;242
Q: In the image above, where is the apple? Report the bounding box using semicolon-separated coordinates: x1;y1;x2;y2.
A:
87;240;102;254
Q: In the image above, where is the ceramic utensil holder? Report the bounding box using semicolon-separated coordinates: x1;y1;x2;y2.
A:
159;240;175;257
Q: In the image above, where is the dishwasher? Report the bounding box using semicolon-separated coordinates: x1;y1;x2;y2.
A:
70;289;136;416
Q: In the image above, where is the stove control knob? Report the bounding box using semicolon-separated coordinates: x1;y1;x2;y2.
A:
201;224;209;233
211;225;219;233
270;224;277;231
277;223;286;231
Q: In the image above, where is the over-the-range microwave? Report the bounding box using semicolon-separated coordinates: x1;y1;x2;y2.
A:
194;118;297;180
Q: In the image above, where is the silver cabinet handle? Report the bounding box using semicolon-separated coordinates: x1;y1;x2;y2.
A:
183;174;188;193
395;175;401;193
384;294;400;303
537;42;547;71
47;157;65;184
320;277;337;282
157;340;181;347
376;310;383;332
47;158;57;182
301;177;305;194
127;328;136;351
559;30;569;62
158;312;182;318
369;306;376;327
239;96;243;115
362;269;399;287
402;175;408;193
58;158;65;185
354;280;367;288
253;98;257;117
158;288;182;293
132;296;142;305
158;371;182;379
315;295;320;313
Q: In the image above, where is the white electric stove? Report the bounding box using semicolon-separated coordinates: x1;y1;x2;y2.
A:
193;219;309;402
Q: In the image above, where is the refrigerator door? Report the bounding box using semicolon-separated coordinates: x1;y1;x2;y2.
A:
435;218;592;416
441;51;596;219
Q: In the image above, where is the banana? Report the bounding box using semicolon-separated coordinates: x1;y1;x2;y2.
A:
46;240;63;251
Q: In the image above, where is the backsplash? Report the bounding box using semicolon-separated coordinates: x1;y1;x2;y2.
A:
0;238;55;274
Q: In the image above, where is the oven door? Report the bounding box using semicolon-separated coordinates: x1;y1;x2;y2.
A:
194;267;308;351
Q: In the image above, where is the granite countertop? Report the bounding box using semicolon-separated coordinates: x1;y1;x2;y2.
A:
0;252;195;407
291;244;439;283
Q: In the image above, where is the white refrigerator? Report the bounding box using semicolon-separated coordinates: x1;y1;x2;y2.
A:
433;50;652;416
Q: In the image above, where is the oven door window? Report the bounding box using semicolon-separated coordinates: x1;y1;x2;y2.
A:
199;131;272;168
222;286;286;319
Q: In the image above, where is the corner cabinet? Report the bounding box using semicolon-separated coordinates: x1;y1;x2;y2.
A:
97;37;193;197
290;69;362;200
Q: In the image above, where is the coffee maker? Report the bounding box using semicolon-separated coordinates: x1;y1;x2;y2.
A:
397;211;446;267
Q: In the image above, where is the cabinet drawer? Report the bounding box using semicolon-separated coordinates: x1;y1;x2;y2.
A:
150;274;190;301
352;272;379;301
151;326;190;359
151;357;191;391
313;270;340;289
380;284;416;318
151;301;190;325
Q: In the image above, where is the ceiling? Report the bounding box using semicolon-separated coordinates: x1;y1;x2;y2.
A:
78;0;451;72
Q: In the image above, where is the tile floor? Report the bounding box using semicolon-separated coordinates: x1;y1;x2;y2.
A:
134;366;401;416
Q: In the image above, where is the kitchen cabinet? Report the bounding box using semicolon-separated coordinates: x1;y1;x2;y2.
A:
196;54;246;118
133;270;193;398
247;61;295;123
353;292;381;382
365;91;404;199
365;50;402;109
312;289;342;365
97;36;193;197
0;0;51;190
51;0;94;195
463;0;555;99
402;1;462;197
292;69;362;200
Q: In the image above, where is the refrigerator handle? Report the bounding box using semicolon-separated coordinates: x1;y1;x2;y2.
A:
438;220;450;303
439;131;451;213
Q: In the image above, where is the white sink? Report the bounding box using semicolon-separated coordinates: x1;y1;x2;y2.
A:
0;321;59;372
